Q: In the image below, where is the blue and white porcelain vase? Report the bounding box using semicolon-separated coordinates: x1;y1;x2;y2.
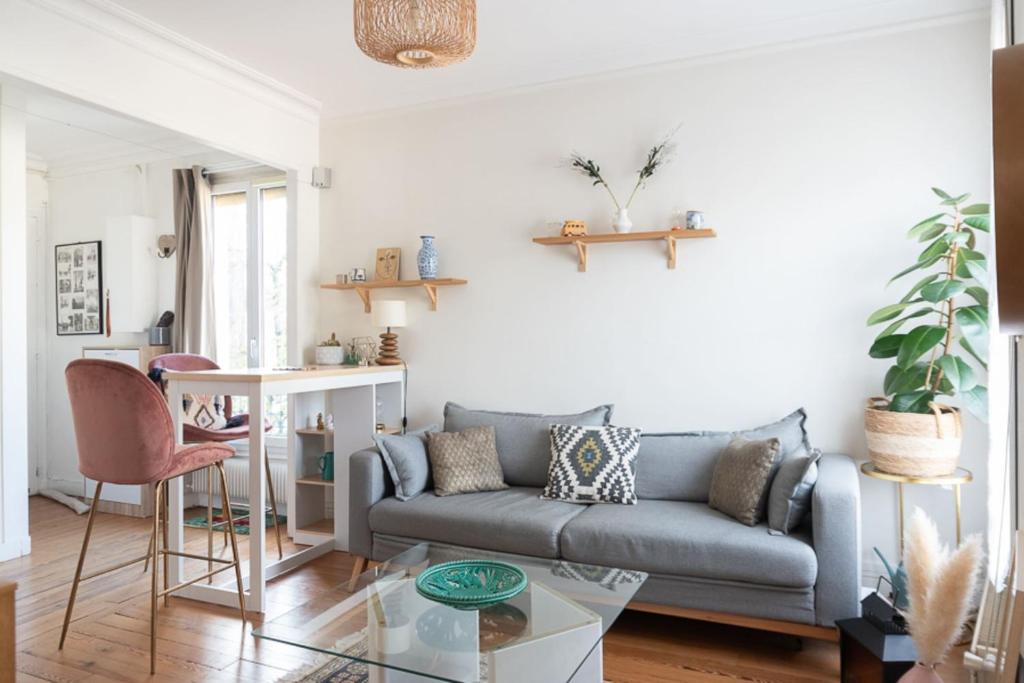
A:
417;235;438;280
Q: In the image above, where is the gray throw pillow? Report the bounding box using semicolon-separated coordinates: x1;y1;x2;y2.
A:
443;402;613;487
708;437;781;526
767;448;821;535
427;426;509;497
635;408;810;503
541;425;642;505
373;425;440;501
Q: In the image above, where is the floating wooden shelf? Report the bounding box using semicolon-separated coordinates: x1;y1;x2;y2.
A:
321;278;468;312
533;228;716;272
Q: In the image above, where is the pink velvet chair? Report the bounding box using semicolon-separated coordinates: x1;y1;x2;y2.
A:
61;359;245;674
148;353;283;560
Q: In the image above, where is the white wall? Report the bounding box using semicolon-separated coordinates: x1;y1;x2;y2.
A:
319;18;993;571
42;153;231;491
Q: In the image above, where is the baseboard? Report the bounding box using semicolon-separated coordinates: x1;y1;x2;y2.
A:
0;535;32;562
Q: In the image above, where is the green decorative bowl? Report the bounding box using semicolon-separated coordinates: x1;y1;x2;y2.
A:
415;560;528;610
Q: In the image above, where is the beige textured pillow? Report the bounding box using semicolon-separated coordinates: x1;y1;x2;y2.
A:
427;426;509;497
708;437;781;526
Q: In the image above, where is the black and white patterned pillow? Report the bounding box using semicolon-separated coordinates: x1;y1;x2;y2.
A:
541;424;641;504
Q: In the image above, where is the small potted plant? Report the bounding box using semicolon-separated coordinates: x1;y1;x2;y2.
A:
865;189;989;477
316;332;344;366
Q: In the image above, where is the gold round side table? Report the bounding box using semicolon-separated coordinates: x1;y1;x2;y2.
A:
860;462;973;557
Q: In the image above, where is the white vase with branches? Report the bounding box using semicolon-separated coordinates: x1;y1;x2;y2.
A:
566;129;677;234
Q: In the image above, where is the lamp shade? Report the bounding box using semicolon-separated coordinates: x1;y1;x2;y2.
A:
373;300;407;328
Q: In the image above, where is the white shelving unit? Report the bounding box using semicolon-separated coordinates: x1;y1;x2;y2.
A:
288;376;405;547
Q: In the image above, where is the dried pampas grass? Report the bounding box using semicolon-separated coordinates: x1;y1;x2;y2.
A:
904;507;983;665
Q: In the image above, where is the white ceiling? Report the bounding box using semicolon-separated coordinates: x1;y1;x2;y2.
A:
7;81;225;174
110;0;988;119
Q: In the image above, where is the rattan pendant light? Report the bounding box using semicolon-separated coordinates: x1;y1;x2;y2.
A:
353;0;476;68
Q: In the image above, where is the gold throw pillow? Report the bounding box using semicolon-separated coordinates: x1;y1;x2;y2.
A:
427;426;509;497
708;437;781;526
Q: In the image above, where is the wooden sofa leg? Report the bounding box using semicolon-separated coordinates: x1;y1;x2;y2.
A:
348;556;368;592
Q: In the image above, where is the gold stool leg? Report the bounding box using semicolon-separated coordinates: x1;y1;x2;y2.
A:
265;447;283;560
207;466;214;583
59;482;103;649
216;462;247;626
150;480;162;675
161;481;169;607
143;481;155;573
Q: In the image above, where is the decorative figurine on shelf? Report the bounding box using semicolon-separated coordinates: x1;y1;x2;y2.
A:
351;267;367;282
686;210;705;230
418;235;438;279
561;220;587;237
352;336;377;367
375;247;401;282
326;414;335;432
316;412;325;431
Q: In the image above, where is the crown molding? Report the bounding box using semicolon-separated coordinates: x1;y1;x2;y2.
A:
43;140;214;179
25;0;322;124
324;7;989;125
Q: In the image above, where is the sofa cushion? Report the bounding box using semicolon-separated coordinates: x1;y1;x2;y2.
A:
635;408;811;502
368;486;586;558
560;499;817;588
442;402;613;487
708;437;782;525
373;424;439;501
427;426;508;496
541;424;642;505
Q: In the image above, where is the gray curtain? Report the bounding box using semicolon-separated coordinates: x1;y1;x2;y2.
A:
172;166;216;356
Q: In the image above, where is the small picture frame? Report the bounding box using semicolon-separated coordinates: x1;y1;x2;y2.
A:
351;267;367;282
56;241;103;335
375;247;401;281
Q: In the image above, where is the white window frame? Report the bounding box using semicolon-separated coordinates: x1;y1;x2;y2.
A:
210;177;289;457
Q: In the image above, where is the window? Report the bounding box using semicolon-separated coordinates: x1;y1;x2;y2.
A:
211;179;289;436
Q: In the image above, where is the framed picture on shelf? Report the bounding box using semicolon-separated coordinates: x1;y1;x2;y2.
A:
55;241;103;336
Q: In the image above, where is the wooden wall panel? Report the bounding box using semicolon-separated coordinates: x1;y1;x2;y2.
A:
994;44;1024;333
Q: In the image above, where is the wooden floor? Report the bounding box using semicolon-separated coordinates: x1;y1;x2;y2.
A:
1;497;969;682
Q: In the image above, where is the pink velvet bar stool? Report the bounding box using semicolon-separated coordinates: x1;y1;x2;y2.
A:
148;353;283;560
60;359;246;674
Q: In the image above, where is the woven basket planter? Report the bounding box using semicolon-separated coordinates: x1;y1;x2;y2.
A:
864;397;962;477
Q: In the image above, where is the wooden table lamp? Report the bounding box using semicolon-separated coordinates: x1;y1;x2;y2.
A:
372;300;407;366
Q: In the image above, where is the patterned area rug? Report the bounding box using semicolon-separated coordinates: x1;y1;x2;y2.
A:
182;508;285;536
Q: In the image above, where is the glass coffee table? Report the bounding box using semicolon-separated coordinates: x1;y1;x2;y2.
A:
253;543;647;682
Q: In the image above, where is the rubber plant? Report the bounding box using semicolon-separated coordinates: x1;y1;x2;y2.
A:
866;188;989;421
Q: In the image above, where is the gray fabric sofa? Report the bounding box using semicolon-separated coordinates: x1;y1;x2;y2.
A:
348;406;861;634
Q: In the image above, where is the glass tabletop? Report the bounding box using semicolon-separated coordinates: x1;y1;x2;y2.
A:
253;543;647;682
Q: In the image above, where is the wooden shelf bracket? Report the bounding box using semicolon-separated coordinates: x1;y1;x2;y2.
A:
354;287;372;313
574;240;588;272
422;283;439;310
666;235;677;269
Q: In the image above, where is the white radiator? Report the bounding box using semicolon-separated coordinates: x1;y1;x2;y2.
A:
188;457;289;509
